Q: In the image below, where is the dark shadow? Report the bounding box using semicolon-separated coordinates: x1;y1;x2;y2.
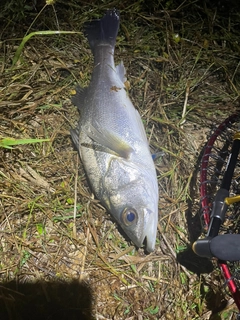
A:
0;279;93;320
204;286;228;320
185;144;206;244
177;245;213;275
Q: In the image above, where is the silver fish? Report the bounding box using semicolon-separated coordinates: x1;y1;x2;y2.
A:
70;9;159;252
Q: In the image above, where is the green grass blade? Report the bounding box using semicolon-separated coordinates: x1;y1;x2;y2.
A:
12;30;81;67
0;137;50;149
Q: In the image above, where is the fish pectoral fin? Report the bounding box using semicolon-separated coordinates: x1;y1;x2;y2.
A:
85;124;133;159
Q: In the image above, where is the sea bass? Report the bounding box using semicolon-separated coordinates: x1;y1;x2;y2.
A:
70;9;159;252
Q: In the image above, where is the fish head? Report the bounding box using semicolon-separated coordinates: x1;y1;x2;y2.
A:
103;160;159;252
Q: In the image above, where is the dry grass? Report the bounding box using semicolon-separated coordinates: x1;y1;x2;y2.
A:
0;0;240;319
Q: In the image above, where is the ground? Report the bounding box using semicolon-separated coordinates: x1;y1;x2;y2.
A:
0;0;240;319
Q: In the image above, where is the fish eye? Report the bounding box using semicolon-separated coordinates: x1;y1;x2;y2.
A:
122;208;138;226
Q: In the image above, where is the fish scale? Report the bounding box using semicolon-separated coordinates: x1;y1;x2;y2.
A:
71;9;159;252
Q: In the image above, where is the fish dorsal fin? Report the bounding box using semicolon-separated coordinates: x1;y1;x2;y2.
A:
85;124;133;159
71;86;87;110
134;108;149;145
115;61;126;84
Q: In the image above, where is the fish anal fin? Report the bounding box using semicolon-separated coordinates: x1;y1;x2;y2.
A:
71;86;87;110
116;61;126;84
70;128;81;160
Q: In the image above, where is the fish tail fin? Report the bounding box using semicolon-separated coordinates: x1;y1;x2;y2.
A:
84;9;120;52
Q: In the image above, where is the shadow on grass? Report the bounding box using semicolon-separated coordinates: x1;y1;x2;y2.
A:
0;279;93;320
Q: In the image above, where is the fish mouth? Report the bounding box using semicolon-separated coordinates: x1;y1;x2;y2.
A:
131;234;155;253
142;208;158;253
128;227;156;253
144;236;156;253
